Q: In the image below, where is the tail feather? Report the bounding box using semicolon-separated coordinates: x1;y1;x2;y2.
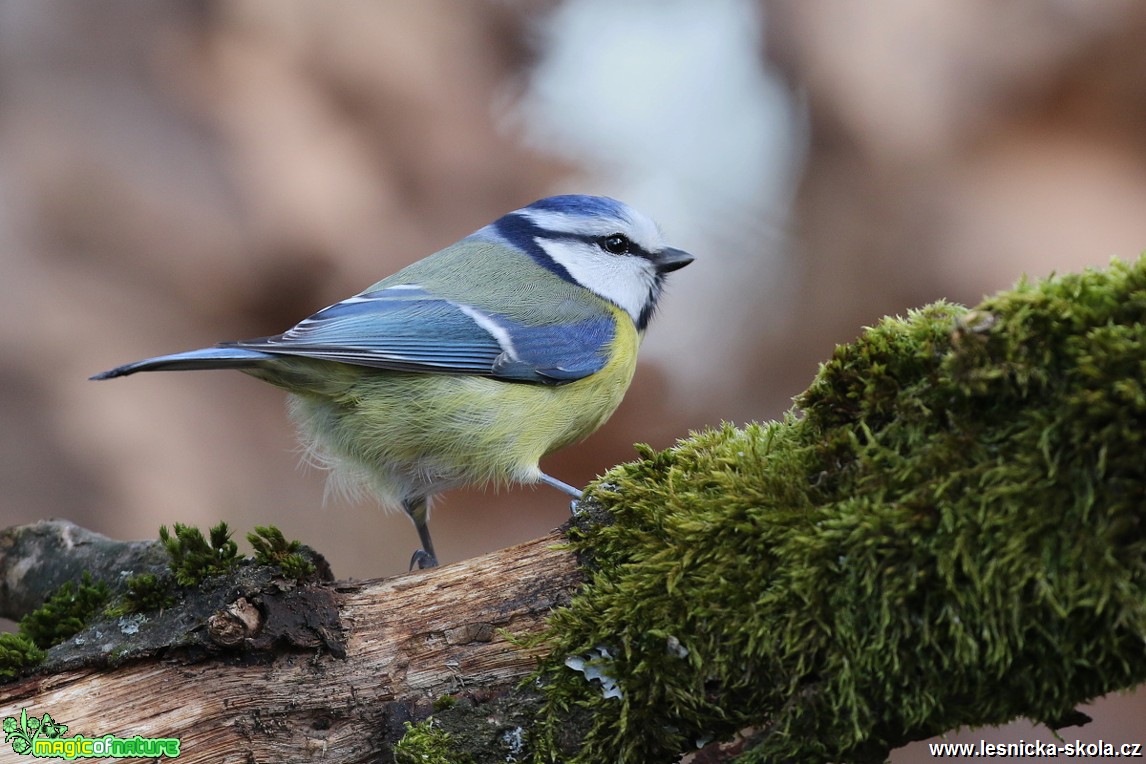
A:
90;347;278;380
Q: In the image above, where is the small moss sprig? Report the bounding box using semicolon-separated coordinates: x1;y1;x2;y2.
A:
393;718;473;764
18;573;111;650
0;634;46;680
1;573;109;680
160;522;241;586
104;572;177;617
106;523;317;615
247;525;316;580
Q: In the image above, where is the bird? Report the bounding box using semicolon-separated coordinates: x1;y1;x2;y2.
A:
93;195;694;569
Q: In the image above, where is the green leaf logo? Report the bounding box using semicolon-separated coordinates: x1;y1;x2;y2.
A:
3;708;41;755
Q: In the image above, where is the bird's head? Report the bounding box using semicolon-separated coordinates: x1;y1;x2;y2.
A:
483;195;694;330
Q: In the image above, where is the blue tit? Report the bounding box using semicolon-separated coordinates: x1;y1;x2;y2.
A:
93;195;693;569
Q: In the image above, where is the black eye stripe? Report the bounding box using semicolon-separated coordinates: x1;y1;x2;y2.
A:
552;232;653;259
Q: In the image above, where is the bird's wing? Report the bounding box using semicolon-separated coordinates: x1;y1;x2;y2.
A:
227;286;614;384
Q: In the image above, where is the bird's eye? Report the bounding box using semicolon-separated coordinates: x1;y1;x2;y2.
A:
600;234;631;255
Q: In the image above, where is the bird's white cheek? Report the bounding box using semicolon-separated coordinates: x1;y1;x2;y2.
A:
536;240;653;324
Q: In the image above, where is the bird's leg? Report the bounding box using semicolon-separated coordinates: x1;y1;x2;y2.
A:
402;495;438;570
538;472;584;515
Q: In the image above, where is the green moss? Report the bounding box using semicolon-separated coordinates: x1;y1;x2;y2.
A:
18;573;111;650
247;525;316;580
0;634;46;680
432;694;459;712
535;257;1146;762
103;524;319;616
160;522;241;586
3;573;108;680
105;572;177;616
393;718;473;764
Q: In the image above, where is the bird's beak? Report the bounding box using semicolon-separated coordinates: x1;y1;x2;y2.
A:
654;247;695;274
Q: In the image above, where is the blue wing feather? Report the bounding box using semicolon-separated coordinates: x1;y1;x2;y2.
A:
227;286;613;384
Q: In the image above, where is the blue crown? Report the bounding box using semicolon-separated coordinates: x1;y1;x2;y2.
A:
481;195;635;285
523;195;628;219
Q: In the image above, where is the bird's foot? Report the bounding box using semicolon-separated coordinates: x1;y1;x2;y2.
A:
409;549;438;570
569;498;582;516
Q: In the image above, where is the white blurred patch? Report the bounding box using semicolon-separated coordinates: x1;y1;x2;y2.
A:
514;0;805;405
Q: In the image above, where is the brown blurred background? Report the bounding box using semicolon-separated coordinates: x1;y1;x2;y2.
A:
1;0;1143;759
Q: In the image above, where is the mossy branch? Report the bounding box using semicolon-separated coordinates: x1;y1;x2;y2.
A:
532;257;1146;762
1;258;1145;763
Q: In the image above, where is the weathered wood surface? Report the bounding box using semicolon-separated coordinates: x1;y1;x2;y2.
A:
0;530;581;763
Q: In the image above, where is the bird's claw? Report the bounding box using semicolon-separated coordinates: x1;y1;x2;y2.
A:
409;549;438;570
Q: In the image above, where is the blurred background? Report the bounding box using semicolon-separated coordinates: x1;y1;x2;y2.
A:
1;0;1143;759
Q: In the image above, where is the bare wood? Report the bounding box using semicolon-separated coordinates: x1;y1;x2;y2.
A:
0;531;581;763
